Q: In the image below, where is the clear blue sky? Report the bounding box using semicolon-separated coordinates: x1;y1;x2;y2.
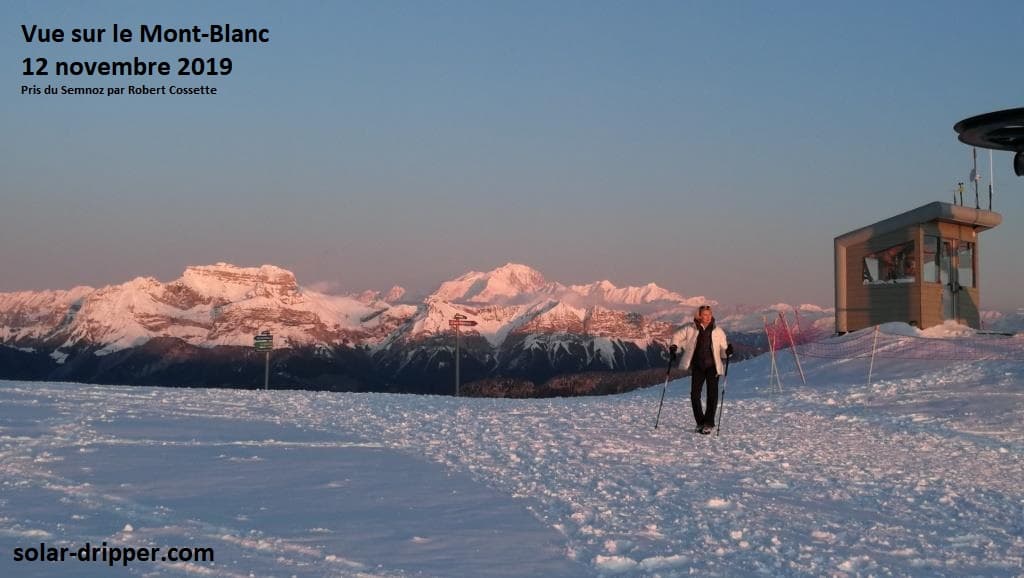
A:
2;1;1022;309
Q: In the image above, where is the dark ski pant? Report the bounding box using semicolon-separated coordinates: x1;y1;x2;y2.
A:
690;365;719;428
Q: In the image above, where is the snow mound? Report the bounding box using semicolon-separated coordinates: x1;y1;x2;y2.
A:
919;320;982;338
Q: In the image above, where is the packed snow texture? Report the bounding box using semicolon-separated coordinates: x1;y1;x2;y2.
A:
1;326;1023;576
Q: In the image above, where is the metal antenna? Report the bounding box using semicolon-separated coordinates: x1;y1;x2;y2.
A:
972;147;980;209
988;149;994;210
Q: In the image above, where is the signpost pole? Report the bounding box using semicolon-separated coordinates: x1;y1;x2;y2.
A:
254;331;273;391
449;315;474;397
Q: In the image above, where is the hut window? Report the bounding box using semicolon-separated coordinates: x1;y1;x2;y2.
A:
862;241;916;284
922;235;939;282
957;242;975;288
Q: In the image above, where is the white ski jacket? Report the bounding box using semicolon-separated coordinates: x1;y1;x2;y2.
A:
672;322;729;376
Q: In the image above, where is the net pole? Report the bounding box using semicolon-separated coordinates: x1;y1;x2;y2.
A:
780;312;806;385
867;325;880;388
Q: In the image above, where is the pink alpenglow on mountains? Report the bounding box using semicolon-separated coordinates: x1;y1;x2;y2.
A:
0;262;837;361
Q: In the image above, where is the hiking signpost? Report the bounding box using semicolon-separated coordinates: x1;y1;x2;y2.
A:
254;331;273;390
449;314;477;397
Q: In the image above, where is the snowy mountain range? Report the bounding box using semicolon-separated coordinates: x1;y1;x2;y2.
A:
0;262;835;391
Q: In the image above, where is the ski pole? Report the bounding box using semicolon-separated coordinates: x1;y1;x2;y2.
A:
716;353;731;437
654;344;677;429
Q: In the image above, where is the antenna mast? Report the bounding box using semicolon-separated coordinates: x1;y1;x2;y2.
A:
988;149;994;210
971;147;980;208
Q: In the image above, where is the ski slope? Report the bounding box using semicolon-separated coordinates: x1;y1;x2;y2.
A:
1;327;1022;576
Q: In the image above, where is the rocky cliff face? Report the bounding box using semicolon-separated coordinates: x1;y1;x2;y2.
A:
0;286;94;346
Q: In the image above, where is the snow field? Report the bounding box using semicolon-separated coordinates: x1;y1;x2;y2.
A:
1;334;1023;576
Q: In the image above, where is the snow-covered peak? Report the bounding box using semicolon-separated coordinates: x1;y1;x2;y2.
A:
179;263;298;301
515;301;587;335
0;285;94;311
431;264;713;312
566;280;696;306
0;263;389;355
432;263;559;304
0;286;95;345
716;302;835;333
384;285;406;303
406;299;476;337
351;285;409;305
753;303;833;315
492;262;546;281
538;301;586;322
352;290;381;304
